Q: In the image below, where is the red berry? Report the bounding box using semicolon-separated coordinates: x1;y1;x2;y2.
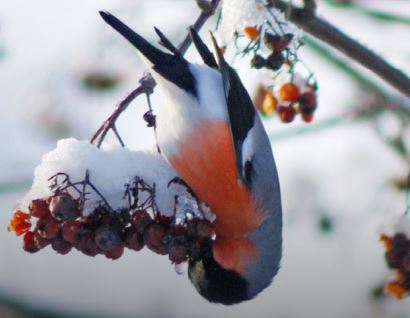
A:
302;113;314;123
77;232;99;257
23;231;50;253
62;221;83;244
49;194;80;221
35;214;60;239
131;210;153;234
29;199;49;218
144;223;168;255
299;92;316;110
105;244;124;260
168;242;187;264
51;237;72;255
124;227;144;251
94;224;121;251
22;232;40;253
277;105;296;123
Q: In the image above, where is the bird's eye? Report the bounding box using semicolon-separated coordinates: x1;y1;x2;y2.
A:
244;160;253;186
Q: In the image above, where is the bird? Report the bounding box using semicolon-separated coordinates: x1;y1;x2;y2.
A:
99;11;282;305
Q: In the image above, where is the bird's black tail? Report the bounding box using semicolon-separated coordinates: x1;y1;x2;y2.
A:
99;11;173;66
100;11;197;96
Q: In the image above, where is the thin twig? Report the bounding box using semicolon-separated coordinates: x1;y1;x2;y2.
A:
267;0;410;97
91;0;222;148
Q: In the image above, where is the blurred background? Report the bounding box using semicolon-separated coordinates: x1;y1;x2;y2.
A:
0;0;409;317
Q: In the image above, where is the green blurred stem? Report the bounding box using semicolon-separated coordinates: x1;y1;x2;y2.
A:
267;0;410;96
0;180;31;195
324;0;410;24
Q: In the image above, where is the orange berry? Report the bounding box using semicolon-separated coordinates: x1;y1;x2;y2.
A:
380;234;393;252
219;46;226;55
385;281;406;299
243;26;259;41
253;85;268;111
278;83;300;103
261;92;277;116
8;210;31;236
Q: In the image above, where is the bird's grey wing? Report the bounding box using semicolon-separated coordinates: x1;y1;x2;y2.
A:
209;33;256;187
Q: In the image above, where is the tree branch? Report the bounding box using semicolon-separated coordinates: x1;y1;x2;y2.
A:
267;0;410;97
91;0;222;147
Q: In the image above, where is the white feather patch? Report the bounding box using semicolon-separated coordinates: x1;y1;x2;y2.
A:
154;63;228;158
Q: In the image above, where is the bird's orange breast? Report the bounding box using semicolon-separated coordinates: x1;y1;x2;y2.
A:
168;118;264;274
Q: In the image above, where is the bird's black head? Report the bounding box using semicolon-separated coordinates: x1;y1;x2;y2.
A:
188;241;250;305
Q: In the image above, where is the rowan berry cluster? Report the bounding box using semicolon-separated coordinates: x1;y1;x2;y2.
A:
8;172;215;264
239;26;318;123
243;27;294;72
255;80;317;123
380;233;410;299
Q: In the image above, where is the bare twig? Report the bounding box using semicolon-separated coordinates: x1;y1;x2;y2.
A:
91;0;222;148
267;0;410;97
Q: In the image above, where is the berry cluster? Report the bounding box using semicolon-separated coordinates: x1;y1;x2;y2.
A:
255;81;317;123
243;26;294;72
380;233;410;299
8;173;216;264
248;28;293;71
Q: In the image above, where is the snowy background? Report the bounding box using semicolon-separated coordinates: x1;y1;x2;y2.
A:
0;0;409;317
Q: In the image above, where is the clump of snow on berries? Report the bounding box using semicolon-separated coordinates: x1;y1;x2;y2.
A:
21;138;178;216
218;0;301;52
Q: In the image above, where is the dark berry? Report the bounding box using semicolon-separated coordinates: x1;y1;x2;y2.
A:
251;54;266;69
49;194;80;221
144;223;168;255
124;227;144;251
94;224;121;251
168;242;187;264
51;237;72;255
77;232;99;257
131;210;153;234
105;244;125;260
265;52;285;70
